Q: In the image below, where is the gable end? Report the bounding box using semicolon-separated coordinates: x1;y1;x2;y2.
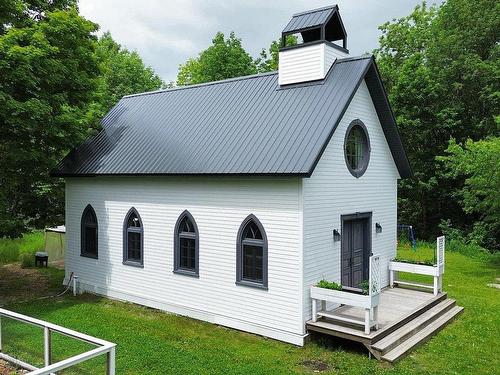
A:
307;57;411;179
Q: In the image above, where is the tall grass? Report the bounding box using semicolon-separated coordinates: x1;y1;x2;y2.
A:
0;232;45;265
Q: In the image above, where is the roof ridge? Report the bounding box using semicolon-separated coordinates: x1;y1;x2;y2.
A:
336;54;373;63
292;5;337;17
122;55;371;100
123;71;278;99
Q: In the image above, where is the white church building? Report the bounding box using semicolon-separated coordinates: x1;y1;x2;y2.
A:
53;5;418;348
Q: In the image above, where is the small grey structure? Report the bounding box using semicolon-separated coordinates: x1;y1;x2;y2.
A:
53;6;463;355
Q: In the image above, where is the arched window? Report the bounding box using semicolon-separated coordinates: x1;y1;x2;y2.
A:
174;211;199;276
123;208;143;267
81;204;98;258
344;119;370;178
236;215;268;289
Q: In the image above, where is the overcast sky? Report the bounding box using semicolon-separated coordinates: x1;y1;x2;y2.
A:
79;0;443;83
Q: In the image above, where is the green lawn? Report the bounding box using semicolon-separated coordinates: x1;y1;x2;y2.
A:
1;242;499;374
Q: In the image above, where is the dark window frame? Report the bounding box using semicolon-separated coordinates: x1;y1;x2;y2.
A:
123;207;144;268
80;204;98;259
236;214;268;290
173;210;199;277
344;119;371;178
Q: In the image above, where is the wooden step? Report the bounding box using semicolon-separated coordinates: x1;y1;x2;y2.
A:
306;320;375;344
371;299;456;355
381;305;464;363
370;292;447;343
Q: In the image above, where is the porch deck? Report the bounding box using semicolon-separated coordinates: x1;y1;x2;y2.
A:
306;286;463;361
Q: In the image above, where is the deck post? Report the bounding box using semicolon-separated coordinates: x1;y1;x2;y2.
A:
433;276;438;296
389;269;394;288
373;306;379;330
312;299;318;322
364;309;370;334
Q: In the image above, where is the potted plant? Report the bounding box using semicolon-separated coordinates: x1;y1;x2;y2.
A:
310;279;377;309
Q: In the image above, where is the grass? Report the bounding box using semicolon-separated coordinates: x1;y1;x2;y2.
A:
0;231;45;265
1;241;499;374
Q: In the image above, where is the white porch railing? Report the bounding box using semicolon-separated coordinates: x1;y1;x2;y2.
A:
390;236;445;295
310;254;381;335
0;308;116;375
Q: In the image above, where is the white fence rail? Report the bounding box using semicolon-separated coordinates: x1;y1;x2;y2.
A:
369;254;381;297
0;308;116;374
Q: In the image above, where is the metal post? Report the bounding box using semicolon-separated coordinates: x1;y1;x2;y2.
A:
44;327;51;366
73;275;78;296
107;346;116;375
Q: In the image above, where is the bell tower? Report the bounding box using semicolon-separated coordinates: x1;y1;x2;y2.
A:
278;5;348;86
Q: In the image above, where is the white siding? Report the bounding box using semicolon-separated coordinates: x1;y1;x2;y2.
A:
302;80;400;322
324;43;348;63
65;176;305;345
278;42;344;86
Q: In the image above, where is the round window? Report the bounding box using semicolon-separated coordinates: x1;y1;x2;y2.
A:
344;120;370;178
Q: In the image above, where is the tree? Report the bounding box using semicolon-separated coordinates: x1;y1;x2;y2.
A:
0;0;76;34
374;0;500;241
0;9;100;237
439;137;500;250
87;32;164;129
0;2;166;237
177;32;256;85
256;35;297;73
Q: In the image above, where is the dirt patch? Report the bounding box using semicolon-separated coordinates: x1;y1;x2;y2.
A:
0;263;62;305
49;259;65;269
0;359;28;375
302;359;329;372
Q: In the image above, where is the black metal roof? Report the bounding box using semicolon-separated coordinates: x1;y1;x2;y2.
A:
282;5;338;33
52;55;411;178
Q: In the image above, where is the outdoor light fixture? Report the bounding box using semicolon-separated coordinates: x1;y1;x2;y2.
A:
376;223;383;233
333;229;341;242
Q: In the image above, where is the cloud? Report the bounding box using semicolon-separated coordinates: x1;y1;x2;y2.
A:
79;0;443;83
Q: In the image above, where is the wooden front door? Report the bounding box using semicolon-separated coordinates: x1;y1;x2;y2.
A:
341;214;371;288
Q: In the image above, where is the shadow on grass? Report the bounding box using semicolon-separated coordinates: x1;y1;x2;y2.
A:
309;331;369;356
